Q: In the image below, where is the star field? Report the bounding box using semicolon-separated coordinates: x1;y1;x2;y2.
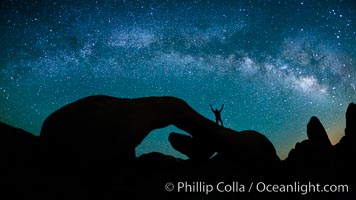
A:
0;0;355;159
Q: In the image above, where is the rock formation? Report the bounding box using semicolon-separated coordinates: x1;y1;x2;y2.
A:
40;95;280;168
307;116;332;146
168;132;215;161
0;122;39;200
334;103;356;171
284;116;333;169
345;102;356;137
0;121;38;170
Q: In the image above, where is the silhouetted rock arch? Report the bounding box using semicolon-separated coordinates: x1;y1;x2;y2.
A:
40;95;280;168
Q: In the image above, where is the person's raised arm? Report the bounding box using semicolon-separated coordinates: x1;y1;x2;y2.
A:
219;104;224;112
210;104;214;112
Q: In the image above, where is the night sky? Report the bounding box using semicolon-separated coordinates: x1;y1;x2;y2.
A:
1;0;355;159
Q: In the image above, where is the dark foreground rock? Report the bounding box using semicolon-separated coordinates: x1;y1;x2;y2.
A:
0;121;38;170
0;97;355;199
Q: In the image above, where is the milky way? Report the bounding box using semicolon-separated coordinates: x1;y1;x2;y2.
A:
1;0;355;158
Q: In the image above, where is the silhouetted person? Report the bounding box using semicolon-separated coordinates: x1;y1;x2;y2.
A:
210;104;224;127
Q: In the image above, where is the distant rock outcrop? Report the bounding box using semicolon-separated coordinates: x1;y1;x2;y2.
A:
40;95;280;168
345;102;356;137
307;116;332;146
334;103;356;171
284;116;333;169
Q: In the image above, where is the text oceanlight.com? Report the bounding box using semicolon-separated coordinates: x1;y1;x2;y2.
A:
165;181;349;195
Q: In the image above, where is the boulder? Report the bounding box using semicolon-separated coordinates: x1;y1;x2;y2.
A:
345;102;356;137
307;116;332;146
334;103;356;171
284;116;333;169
